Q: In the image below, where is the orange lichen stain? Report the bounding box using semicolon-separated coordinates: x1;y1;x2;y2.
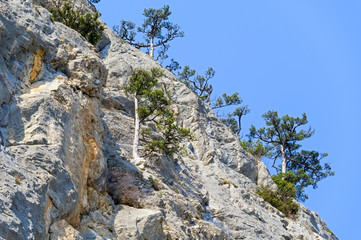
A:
30;49;45;83
44;198;53;232
68;103;101;227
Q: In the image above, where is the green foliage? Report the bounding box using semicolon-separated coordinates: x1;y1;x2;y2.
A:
49;0;104;45
212;93;242;109
240;139;271;160
177;65;214;103
177;65;249;136
113;20;136;45
256;176;299;217
326;229;334;235
88;0;100;3
249;111;315;151
221;118;238;134
126;68;192;157
142;113;192;157
165;59;181;73
222;105;250;135
250;110;334;201
114;5;184;60
148;176;161;191
124;68;162;98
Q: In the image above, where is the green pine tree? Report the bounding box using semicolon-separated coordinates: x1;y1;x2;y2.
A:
124;68;191;159
249;110;334;201
114;5;184;60
49;0;104;46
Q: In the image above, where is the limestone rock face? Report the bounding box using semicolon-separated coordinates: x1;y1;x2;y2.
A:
114;206;165;240
0;0;338;240
257;160;278;191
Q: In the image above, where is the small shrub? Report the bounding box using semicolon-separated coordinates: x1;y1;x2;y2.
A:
48;0;104;45
240;139;271;161
108;169;144;208
148;176;161;191
172;188;179;194
256;176;299;218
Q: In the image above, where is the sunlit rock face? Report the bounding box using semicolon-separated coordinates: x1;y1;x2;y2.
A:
0;0;337;239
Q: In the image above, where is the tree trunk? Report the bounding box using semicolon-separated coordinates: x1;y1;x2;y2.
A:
281;144;287;173
150;37;154;59
133;96;140;159
236;115;242;135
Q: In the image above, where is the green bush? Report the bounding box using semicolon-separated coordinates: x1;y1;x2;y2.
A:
256;174;299;218
240;139;271;161
49;0;104;45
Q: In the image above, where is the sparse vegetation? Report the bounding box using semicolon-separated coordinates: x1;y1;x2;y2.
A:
256;174;299;218
148;176;161;191
48;0;104;45
108;169;144;208
326;229;334;235
240;139;271;161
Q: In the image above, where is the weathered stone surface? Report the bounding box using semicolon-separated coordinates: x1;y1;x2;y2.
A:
114;206;165;240
50;220;83;240
257;160;278;191
0;0;337;239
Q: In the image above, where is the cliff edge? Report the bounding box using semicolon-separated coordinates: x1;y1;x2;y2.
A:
0;0;337;239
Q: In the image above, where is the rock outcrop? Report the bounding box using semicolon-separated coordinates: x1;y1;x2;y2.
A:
0;0;337;239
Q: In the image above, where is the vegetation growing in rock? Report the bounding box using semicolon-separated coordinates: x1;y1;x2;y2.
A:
240;139;271;161
221;105;251;135
124;68;191;159
250;111;334;201
108;169;144;208
148;176;161;191
176;64;250;134
49;0;104;45
114;5;184;60
257;174;299;218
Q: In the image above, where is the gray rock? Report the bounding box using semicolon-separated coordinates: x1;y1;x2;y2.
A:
50;220;83;240
0;0;337;240
114;206;165;240
257;160;278;191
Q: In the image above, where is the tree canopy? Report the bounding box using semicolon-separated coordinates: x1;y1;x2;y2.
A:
49;0;104;45
114;5;184;60
124;68;191;159
249;110;334;201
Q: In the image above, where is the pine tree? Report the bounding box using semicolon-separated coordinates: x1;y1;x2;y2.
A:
49;0;104;46
114;5;184;60
124;68;191;159
249;110;334;201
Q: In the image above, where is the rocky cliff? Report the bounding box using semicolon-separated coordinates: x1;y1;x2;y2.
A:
0;0;338;239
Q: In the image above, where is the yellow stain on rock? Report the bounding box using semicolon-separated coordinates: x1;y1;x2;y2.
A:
30;49;45;83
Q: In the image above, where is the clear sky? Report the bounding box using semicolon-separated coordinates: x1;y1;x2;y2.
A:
96;1;361;239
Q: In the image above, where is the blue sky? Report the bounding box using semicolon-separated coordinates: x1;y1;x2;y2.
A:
96;1;361;239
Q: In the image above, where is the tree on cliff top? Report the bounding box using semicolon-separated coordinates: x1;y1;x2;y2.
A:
249;110;334;201
114;5;184;60
49;0;104;45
